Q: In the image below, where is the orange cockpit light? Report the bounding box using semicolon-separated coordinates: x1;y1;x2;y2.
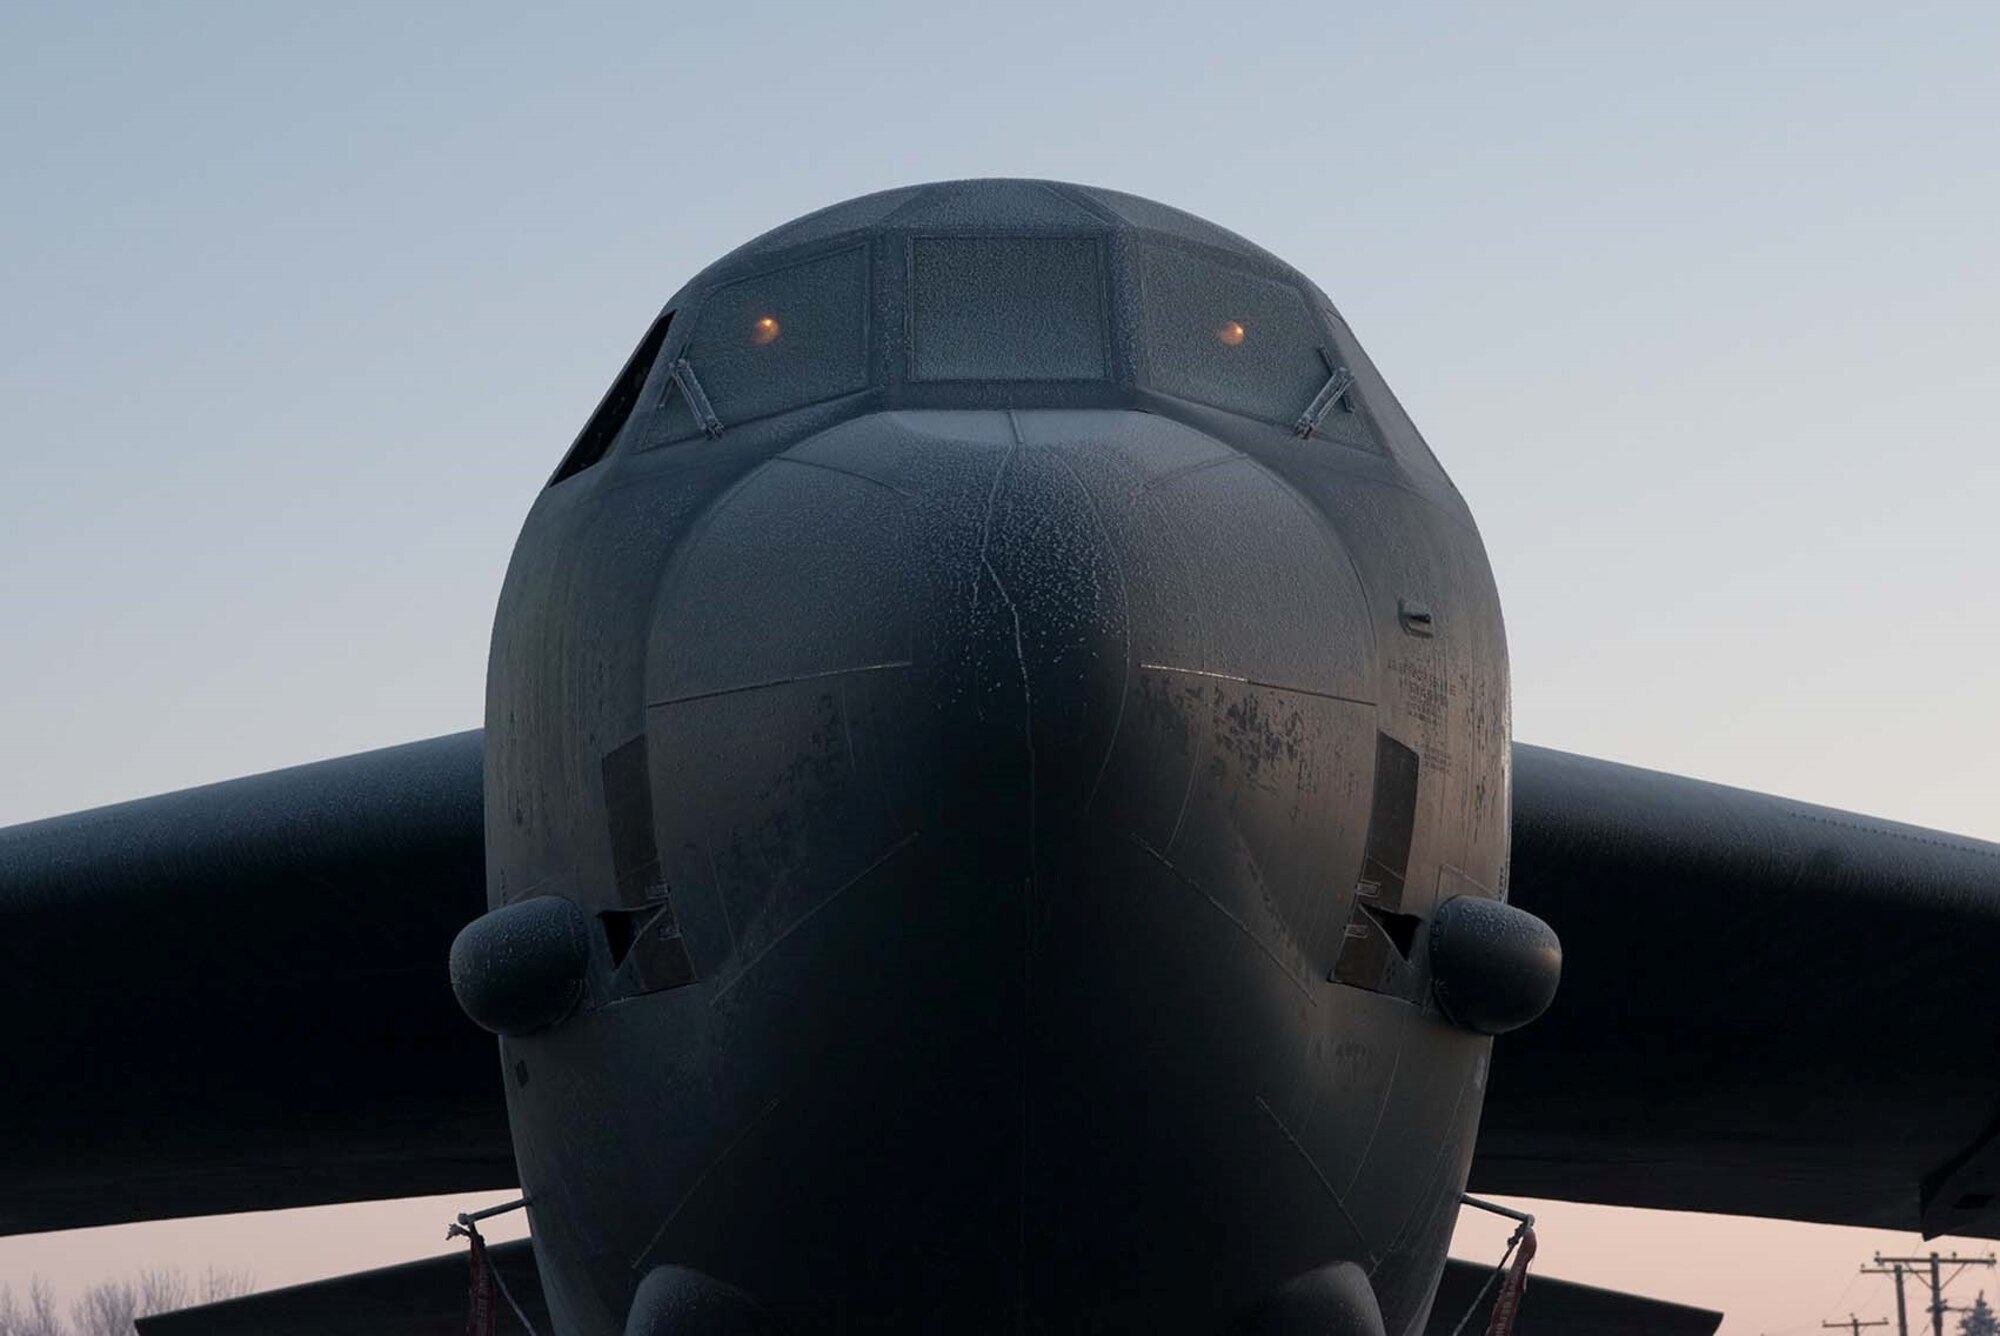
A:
751;315;782;345
1216;320;1247;347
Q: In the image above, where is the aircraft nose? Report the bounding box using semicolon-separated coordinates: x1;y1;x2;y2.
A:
645;407;1379;900
632;408;1398;1321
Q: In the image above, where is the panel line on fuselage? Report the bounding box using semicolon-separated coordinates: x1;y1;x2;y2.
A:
1137;662;1376;710
1130;832;1319;1003
629;1094;784;1273
702;830;922;1009
770;452;917;498
1046;447;1134;819
1134;450;1244;495
1254;1094;1378;1265
647;660;914;709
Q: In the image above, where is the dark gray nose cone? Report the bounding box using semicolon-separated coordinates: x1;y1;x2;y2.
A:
1429;896;1562;1035
449;896;589;1037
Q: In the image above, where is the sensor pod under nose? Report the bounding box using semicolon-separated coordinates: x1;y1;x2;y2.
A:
1428;895;1562;1035
449;895;590;1037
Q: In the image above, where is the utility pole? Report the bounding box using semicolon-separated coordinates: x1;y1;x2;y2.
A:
1862;1260;1914;1336
1870;1253;1998;1336
1825;1318;1889;1336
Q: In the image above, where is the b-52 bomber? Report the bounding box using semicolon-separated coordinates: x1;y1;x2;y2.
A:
5;179;1998;1336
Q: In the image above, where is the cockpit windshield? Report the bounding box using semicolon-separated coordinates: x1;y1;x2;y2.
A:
614;226;1377;462
909;236;1108;382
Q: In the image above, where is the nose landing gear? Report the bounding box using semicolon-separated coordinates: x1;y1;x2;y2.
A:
1230;1261;1387;1336
624;1266;774;1336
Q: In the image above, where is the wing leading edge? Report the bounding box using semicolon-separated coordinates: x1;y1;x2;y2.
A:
0;731;511;1237
11;729;1999;1242
1477;743;2000;1239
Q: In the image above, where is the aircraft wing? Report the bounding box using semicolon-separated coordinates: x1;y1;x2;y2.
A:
1475;743;2000;1239
1428;1257;1720;1335
10;727;2000;1244
134;1240;548;1336
134;1242;1714;1336
0;731;511;1237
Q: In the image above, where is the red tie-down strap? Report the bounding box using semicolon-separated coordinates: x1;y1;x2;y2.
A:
1483;1223;1537;1336
447;1197;536;1336
464;1228;496;1336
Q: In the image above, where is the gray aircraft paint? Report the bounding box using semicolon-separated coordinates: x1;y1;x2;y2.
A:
482;180;1512;1333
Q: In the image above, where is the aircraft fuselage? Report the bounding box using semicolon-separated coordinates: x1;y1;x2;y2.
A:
475;181;1520;1335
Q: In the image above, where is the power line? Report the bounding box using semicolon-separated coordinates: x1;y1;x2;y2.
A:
1866;1253;1997;1336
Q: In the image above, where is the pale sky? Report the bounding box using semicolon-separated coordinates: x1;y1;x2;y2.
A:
2;2;1997;1332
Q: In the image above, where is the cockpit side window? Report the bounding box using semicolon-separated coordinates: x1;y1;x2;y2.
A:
1140;247;1332;429
548;311;673;486
657;245;870;442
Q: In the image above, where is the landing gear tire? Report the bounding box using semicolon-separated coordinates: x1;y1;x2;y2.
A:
623;1265;774;1336
1230;1261;1387;1336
